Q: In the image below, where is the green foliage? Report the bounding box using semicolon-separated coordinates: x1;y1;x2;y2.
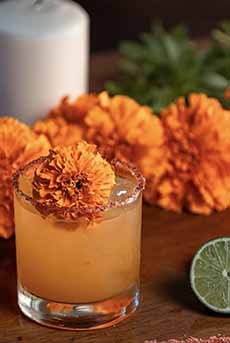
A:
201;22;230;108
105;22;230;113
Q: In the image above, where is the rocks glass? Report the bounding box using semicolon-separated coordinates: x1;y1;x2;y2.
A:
13;158;144;330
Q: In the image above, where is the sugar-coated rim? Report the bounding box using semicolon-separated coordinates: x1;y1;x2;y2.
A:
12;156;145;220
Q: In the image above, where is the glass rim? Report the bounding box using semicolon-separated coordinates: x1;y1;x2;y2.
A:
12;156;145;220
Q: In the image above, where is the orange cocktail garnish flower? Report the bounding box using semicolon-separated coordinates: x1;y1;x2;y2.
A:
33;117;83;148
84;91;164;164
32;141;115;220
0;117;50;238
144;93;230;214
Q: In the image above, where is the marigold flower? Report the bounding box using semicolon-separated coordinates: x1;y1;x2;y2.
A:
0;171;13;239
0;117;50;238
32;141;115;220
33;117;83;147
49;94;99;124
84;92;164;164
144;94;230;214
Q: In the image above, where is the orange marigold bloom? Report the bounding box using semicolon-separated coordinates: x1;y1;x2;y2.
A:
84;92;164;164
32;141;115;220
0;170;13;239
33;117;83;147
0;117;50;238
48;94;99;124
144;93;230;214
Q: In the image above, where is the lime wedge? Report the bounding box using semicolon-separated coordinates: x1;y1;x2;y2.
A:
190;237;230;313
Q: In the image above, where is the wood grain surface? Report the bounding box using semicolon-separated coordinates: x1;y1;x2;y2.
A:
1;52;230;343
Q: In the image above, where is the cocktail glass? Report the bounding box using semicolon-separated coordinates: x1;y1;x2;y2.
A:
13;158;144;330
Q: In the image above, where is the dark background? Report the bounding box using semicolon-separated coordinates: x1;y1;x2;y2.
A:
76;0;230;51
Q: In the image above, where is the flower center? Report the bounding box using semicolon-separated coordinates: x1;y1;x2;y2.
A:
75;180;83;190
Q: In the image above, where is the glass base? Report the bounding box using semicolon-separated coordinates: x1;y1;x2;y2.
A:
18;284;139;330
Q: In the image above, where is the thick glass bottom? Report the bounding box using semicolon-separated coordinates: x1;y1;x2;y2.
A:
18;283;139;330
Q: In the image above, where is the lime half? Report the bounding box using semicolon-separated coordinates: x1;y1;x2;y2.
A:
190;237;230;313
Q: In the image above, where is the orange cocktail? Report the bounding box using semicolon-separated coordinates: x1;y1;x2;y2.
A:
13;145;144;330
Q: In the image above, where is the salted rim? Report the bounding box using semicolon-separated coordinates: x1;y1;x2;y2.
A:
12;156;145;220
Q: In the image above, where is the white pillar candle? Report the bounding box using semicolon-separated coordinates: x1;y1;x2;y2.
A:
0;0;89;124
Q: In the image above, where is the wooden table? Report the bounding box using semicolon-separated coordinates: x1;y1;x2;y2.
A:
1;52;230;343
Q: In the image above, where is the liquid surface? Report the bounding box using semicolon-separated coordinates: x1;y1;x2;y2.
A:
110;176;137;202
19;174;138;216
